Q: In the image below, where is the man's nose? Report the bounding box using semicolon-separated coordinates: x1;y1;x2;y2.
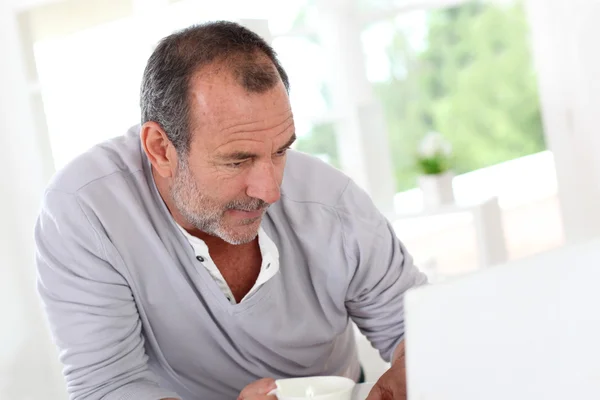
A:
245;161;281;205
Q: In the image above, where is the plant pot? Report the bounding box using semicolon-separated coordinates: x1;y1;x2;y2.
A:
418;172;455;209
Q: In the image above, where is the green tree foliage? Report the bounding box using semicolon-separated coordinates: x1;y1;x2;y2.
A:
295;122;340;168
375;1;545;190
297;1;545;192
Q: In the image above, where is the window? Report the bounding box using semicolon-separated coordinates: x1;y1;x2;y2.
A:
295;122;339;168
271;35;332;126
362;0;545;191
31;0;324;169
271;35;339;167
34;16;165;169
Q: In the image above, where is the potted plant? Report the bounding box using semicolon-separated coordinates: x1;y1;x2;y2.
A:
416;132;455;208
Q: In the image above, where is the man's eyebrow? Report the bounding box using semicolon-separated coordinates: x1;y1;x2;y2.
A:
218;151;257;161
277;133;297;152
217;133;297;161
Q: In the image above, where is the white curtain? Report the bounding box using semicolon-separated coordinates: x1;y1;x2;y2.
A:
0;2;66;399
525;0;600;243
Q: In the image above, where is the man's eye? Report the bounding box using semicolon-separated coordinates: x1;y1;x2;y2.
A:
275;148;290;157
227;160;247;168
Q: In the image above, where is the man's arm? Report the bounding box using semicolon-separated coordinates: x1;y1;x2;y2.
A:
340;179;426;363
36;190;179;400
337;179;425;399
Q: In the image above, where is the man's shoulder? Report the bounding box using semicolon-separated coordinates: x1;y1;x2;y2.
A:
46;125;144;194
281;151;351;208
281;151;381;226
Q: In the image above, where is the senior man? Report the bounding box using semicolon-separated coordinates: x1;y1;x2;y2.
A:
35;21;426;400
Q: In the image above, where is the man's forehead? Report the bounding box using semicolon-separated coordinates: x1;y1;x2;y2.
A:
211;113;295;146
215;128;296;152
189;75;291;125
189;71;243;112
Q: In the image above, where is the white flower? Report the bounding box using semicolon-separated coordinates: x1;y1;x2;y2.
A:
418;132;452;158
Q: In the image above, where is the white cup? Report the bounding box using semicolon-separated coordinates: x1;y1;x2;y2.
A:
269;376;355;400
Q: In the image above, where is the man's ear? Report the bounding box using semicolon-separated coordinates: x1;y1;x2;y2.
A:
140;121;178;178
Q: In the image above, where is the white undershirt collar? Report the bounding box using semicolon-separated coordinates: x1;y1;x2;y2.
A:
176;224;280;304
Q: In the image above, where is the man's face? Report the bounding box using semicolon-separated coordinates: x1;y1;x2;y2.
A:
170;69;295;245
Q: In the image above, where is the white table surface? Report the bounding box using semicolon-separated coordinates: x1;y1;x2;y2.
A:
351;383;374;400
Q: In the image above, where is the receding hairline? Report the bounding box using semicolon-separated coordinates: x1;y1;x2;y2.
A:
187;50;283;91
140;20;290;154
184;55;291;136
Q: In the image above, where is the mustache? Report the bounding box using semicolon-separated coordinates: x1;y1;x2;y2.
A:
225;198;270;212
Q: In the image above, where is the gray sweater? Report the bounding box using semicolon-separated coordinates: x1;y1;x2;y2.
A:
34;126;426;400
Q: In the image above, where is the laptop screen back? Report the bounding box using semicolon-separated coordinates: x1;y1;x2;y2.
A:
404;238;600;400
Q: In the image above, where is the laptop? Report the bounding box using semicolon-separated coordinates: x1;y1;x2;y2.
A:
404;238;600;400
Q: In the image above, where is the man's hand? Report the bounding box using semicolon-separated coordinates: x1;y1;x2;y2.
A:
365;341;407;400
238;378;277;400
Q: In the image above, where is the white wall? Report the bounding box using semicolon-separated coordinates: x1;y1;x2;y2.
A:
0;2;66;399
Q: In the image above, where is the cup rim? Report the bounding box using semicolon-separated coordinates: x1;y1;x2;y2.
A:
274;376;355;399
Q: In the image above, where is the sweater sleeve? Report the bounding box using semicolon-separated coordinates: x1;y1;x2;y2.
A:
35;190;179;400
338;180;428;362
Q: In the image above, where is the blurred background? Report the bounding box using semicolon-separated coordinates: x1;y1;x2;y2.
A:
2;0;600;397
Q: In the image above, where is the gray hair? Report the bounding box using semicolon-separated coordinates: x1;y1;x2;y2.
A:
140;21;290;154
